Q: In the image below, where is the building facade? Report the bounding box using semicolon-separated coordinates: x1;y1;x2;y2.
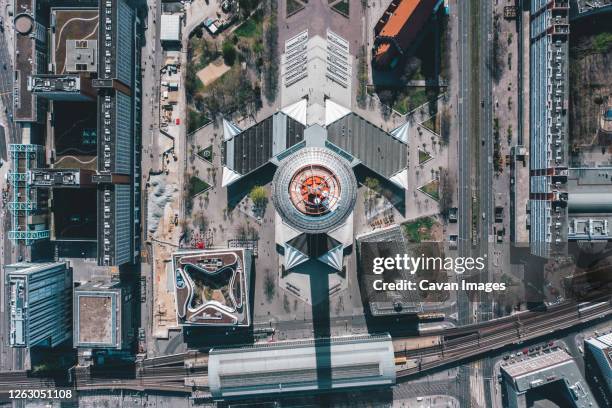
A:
5;262;72;348
73;280;135;350
528;0;570;257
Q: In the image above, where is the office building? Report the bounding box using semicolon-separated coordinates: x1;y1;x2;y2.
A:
501;347;597;408
73;280;135;350
10;0;142;267
528;0;570;257
372;0;441;68
5;262;72;348
585;332;612;395
173;249;252;327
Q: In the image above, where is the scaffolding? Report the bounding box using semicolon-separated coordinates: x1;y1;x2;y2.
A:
8;144;50;244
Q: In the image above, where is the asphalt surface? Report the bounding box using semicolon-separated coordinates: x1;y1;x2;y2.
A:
0;3;24;373
140;0;162;357
477;0;495;406
456;0;474;405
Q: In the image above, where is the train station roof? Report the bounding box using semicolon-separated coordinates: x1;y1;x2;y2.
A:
208;334;395;399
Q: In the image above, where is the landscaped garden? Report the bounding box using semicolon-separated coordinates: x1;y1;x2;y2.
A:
402;216;439;243
418;178;440;201
185;1;279;130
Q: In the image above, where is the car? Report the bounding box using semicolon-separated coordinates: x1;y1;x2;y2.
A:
482;212;486;220
138;328;145;341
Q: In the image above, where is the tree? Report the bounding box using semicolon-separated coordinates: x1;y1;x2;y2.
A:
440;107;450;145
239;0;258;17
439;169;454;218
222;41;237;66
249;185;267;209
364;177;380;193
264;271;275;303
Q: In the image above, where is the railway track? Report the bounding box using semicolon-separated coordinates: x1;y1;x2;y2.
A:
0;300;608;394
395;300;611;378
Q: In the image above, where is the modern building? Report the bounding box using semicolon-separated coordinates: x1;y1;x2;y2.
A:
500;347;598;408
160;13;181;45
7;144;50;244
223;98;409;299
356;224;424;316
29;74;96;101
172;249;252;327
5;262;72;348
271;147;357;234
528;0;570;257
208;334;396;399
584;332;612;395
567;168;612;241
73;280;135;350
13;0;49;124
372;0;442;68
10;0;142;267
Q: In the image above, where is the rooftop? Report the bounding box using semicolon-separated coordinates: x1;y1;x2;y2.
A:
51;8;99;74
172;249;251;327
272;147;357;234
208;334;395;399
160;14;181;42
74;280;123;348
502;348;573;378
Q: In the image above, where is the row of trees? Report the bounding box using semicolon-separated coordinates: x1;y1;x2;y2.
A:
263;0;279;102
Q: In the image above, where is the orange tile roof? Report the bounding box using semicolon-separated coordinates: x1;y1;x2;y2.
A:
379;0;422;37
374;42;391;58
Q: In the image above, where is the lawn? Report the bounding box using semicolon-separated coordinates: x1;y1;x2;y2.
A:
234;11;263;39
287;0;306;16
421;114;440;134
418;149;433;165
329;0;349;16
593;32;612;53
403;217;436;243
418;179;440;201
188;176;211;197
197;146;213;163
187;108;210;134
393;87;428;115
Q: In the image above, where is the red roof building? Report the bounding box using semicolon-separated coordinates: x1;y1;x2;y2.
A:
373;0;439;68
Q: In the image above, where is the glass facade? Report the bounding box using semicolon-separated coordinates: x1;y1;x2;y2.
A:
6;262;72;348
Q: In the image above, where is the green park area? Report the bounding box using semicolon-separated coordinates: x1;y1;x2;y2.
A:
418;179;440;201
403;217;437;243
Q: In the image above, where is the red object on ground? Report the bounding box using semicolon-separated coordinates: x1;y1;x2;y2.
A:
176;118;180;125
196;241;204;249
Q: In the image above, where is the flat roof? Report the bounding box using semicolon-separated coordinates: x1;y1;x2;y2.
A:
74;281;123;347
77;294;114;345
160;14;181;42
52;9;99;74
502;348;573;378
586;332;612;350
5;261;68;275
208;334;395;399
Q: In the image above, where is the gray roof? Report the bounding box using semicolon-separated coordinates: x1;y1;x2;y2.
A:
208;334;395;399
327;114;407;177
568;193;612;214
225;114;305;175
271;147;357;234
